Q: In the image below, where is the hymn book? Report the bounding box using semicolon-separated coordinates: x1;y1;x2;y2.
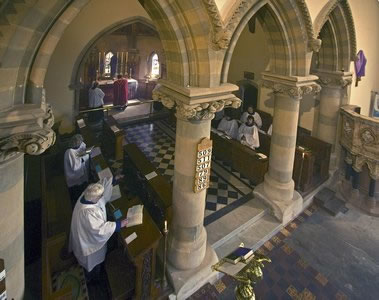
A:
126;204;144;227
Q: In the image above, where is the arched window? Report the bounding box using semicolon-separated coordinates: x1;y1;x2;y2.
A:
104;51;114;75
151;53;160;77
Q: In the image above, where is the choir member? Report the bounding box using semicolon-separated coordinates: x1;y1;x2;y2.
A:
217;109;239;139
88;81;105;122
240;105;262;128
238;115;260;150
69;177;128;282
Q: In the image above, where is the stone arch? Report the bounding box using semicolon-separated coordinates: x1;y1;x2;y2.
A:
313;0;357;72
221;0;316;82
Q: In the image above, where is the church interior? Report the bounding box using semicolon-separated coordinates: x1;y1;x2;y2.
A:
0;0;378;299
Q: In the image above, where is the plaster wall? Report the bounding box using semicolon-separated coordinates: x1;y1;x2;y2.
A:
348;0;379;116
44;0;150;133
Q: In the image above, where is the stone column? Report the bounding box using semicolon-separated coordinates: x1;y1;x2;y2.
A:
0;92;55;299
316;71;353;170
153;82;241;298
254;73;320;224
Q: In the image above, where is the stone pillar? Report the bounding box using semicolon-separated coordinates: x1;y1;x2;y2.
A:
254;73;320;224
316;71;353;170
153;82;241;298
0;155;25;300
0;92;55;299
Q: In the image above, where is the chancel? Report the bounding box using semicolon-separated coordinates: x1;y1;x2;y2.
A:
0;1;379;300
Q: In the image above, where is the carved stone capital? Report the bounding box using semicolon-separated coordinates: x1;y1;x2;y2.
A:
261;74;320;99
0;101;56;164
152;82;241;121
316;71;353;88
308;38;322;52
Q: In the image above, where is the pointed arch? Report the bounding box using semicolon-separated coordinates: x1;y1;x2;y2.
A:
313;0;357;72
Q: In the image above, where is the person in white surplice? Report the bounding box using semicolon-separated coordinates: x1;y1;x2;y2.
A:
64;134;90;207
240;105;262;128
69;177;128;282
217;109;239;139
238;115;260;150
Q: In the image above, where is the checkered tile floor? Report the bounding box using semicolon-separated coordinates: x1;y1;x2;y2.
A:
121;121;244;218
160;119;257;187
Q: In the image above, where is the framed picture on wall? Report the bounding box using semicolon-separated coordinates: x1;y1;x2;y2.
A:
369;91;379;118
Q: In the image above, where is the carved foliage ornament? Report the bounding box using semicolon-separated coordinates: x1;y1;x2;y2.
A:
152;89;241;121
261;81;321;98
317;76;352;88
0;105;56;163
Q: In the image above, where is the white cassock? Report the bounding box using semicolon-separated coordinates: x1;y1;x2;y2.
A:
217;118;239;139
69;177;115;272
240;111;263;128
64;142;89;188
238;124;260;149
88;87;105;108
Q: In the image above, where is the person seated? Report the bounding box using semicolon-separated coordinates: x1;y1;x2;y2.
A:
212;109;224;128
64;134;90;207
88;81;105;122
267;124;272;136
240;105;262;128
217;109;238;139
69;177;128;283
238;115;260;150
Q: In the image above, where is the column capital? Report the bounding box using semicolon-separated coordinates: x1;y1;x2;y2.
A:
261;72;320;99
314;70;353;88
152;81;242;121
0;94;56;164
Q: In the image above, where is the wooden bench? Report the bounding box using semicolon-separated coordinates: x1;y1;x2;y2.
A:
41;156;78;299
123;143;173;231
103;116;126;161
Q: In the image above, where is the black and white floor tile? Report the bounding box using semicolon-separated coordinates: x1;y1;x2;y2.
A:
121;120;253;223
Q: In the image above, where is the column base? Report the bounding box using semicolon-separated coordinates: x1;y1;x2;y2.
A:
254;183;303;224
166;243;219;300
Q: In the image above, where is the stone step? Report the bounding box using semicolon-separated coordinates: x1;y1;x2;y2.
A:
206;195;268;250
214;213;282;259
314;187;348;216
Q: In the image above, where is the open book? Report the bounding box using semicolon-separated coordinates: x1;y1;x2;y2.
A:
126;204;144;227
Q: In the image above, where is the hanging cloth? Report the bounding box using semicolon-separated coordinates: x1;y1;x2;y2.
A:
354;50;367;87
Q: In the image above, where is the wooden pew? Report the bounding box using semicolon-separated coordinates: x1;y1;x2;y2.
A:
79;120;162;299
103;116;126;160
41;155;77;299
75;116;100;148
211;131;269;185
123;143;173;230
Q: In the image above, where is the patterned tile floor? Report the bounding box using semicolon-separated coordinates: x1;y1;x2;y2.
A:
188;204;350;300
120;121;246;220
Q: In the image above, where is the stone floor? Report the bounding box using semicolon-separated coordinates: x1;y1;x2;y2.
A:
189;203;379;300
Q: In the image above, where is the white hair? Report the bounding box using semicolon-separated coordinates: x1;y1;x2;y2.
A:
84;183;104;203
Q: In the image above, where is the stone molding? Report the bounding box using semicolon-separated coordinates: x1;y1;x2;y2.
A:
313;0;357;61
0;99;56;164
152;83;241;121
340;105;379;179
261;73;321;99
315;71;353;88
203;0;317;52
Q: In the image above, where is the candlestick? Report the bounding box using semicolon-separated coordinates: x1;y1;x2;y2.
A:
162;220;168;289
164;220;167;231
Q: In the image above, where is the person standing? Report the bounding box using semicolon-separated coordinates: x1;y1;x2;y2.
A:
64;134;90;207
240;105;262;128
88;81;105;122
69;177;128;282
113;74;128;110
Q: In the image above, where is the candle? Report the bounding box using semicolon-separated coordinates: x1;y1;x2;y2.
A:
164;220;167;231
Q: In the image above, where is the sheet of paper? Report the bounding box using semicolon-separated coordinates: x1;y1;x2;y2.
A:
125;232;137;244
98;167;113;180
110;184;121;201
145;171;157;181
110;125;120;132
126;204;143;227
77;119;85;128
90;146;101;158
